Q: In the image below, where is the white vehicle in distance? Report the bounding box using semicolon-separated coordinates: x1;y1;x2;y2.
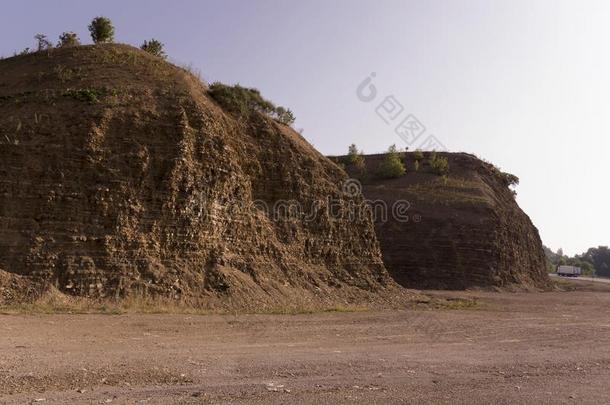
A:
557;265;582;278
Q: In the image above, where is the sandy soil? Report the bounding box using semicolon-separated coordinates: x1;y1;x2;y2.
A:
1;280;609;404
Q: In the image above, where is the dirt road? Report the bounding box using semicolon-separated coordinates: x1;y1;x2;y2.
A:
550;273;610;284
1;280;609;404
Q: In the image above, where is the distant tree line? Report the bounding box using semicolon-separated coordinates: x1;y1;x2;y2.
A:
545;245;610;277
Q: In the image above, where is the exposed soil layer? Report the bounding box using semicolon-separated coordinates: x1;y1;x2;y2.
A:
0;45;391;307
339;153;551;290
1;279;608;404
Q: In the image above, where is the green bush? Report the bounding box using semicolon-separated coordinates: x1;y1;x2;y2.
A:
345;144;365;167
413;149;424;161
63;88;102;103
58;32;81;47
347;144;359;161
208;82;295;125
88;17;115;44
500;172;519;187
376;144;406;179
275;106;296;125
209;82;274;116
429;152;449;175
141;39;166;59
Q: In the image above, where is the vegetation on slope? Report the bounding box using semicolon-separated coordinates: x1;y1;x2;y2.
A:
208;82;295;125
335;144;453;181
1;16;298;128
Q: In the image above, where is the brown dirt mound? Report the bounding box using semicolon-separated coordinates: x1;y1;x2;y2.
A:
0;44;395;307
0;269;42;305
337;152;551;290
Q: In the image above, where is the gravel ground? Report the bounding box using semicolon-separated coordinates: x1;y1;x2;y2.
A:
1;279;609;404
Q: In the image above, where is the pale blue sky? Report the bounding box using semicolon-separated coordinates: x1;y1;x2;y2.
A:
1;0;608;255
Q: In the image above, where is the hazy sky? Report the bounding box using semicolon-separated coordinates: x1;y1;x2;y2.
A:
1;0;608;255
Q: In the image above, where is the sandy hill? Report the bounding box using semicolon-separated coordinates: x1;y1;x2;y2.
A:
0;44;396;309
336;152;551;290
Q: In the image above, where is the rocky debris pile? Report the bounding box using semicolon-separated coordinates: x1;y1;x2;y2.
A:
0;269;42;305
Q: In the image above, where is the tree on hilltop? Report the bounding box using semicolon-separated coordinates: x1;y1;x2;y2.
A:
376;144;405;179
58;32;81;47
34;34;53;51
88;17;115;44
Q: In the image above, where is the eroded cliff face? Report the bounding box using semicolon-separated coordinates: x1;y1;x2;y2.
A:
343;153;551;290
0;45;390;306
